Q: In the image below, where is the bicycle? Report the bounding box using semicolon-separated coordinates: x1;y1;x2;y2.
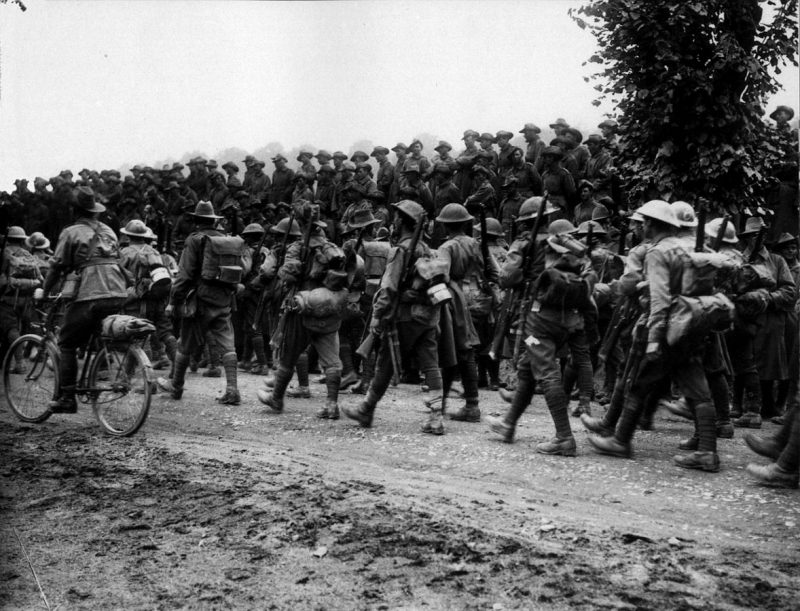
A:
3;296;155;436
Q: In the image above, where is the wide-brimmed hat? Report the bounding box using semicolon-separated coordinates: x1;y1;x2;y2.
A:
6;226;27;240
774;232;798;247
347;208;381;229
121;219;156;239
519;123;541;134
350;150;369;162
391;142;408;153
598;119;618;131
315;150;333;161
549;118;570;130
296;151;313;162
370;146;390;157
434;140;453;152
461;129;480;140
25;231;50;250
271;154;288;163
564;127;583;144
541;146;563;159
192;200;222;219
770;105;795;121
739;216;766;237
73;186;106;213
222;161;239;173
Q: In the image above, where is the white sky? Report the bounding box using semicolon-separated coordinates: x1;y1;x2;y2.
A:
1;0;797;189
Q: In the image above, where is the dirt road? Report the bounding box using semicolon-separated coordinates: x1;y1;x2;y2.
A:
2;372;798;610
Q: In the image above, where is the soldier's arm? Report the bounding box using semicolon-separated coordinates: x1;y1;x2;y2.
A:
499;239;526;288
644;248;671;345
436;242;453;283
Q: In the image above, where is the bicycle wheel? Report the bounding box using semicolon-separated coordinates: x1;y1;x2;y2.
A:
3;334;58;423
88;343;152;436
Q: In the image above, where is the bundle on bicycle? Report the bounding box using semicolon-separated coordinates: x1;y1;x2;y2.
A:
4;186;158;436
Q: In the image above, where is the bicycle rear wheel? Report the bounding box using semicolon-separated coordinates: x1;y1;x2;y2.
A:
3;334;58;423
89;344;152;436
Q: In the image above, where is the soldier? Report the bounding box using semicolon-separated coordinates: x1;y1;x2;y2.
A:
520;123;545;168
388;143;408;204
186;157;209;200
598;119;620;155
733;217;796;427
431;141;458;173
495;131;515;177
430;163;462;247
257;209;347;418
237;223;270;375
314;150;334;172
464;165;496;217
507;146;543;199
403;139;433;181
0;226;43;372
157;201;246;405
296;151;317;187
350;162;380;202
488;217;594;455
477;133;498;173
370;146;394;204
573;180;604;225
331;151;348;185
222;162;242;192
291;174;315;207
350;150;369;164
314;165;338;239
455;130;480;200
584;134;614;199
342;200;444;433
772;232;799;421
118;220;178;372
269;155;295;204
588;200;722;472
207;172;229;211
435;203;496;422
540;146;577;221
219;198;244;236
25;232;52;278
397;164;433;216
562;128;589;181
42;188;129;412
350;210;391;395
497;176;524;240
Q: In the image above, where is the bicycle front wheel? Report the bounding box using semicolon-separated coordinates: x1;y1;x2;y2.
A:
89;344;152;436
3;334;58;423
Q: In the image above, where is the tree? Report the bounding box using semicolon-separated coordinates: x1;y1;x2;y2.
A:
570;0;798;214
1;0;27;11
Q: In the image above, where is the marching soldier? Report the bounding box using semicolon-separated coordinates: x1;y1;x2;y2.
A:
257;208;347;419
342;200;444;433
118;220;178;371
588;201;721;472
436;203;498;422
157;201;246;405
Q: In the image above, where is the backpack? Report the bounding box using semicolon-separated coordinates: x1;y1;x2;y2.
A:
666;294;735;347
4;247;41;295
678;251;735;297
537;254;591;310
200;235;245;285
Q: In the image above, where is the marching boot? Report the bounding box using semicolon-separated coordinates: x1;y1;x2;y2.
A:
317;368;341;419
217;352;241;405
488;370;535;443
341;388;379;428
51;349;79;413
421;396;444;435
571;394;592;418
733;390;762;428
487;358;501;391
157;351;189;400
449;396;481;422
257;365;292;412
203;341;222;378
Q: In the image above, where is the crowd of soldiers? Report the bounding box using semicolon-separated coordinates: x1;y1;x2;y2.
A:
2;107;799;489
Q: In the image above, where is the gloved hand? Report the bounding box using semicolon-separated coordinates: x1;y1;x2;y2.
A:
370;317;384;336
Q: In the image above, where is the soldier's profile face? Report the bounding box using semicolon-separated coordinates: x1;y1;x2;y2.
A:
464;135;475;146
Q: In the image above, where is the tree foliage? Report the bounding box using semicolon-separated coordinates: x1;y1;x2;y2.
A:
570;0;798;213
0;0;27;11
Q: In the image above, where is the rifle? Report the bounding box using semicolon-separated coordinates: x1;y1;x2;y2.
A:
695;204;707;253
478;205;490;275
748;225;767;263
711;215;730;252
510;192;550;362
268;212;309;351
586;222;594;260
356;213;426;384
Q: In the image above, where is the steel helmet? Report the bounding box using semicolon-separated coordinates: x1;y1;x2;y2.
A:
671;201;698;228
25;231;50;250
241;222;266;236
435;203;474;223
6;226;27;240
635;200;680;227
547;219;577;236
120;219;156;239
392;200;426;224
706;217;738;244
576;220;607;236
516;197;559;223
270;217;302;237
473;217;504;237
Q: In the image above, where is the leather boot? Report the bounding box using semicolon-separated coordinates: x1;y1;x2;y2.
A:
673;451;720;472
536;436;577;457
733;390;762;428
449;397;480;422
217;352;241;405
341;389;378;428
157;351;188;399
486;415;515;443
421;396;444;435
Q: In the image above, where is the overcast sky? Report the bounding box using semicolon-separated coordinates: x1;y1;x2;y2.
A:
1;0;797;189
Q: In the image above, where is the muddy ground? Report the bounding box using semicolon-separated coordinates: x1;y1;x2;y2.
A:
1;371;799;610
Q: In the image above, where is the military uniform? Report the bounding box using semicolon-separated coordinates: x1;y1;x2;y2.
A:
44;198;129;411
258;224;346;418
159;202;245;404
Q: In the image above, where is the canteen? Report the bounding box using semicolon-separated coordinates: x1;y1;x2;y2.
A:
150;266;172;289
